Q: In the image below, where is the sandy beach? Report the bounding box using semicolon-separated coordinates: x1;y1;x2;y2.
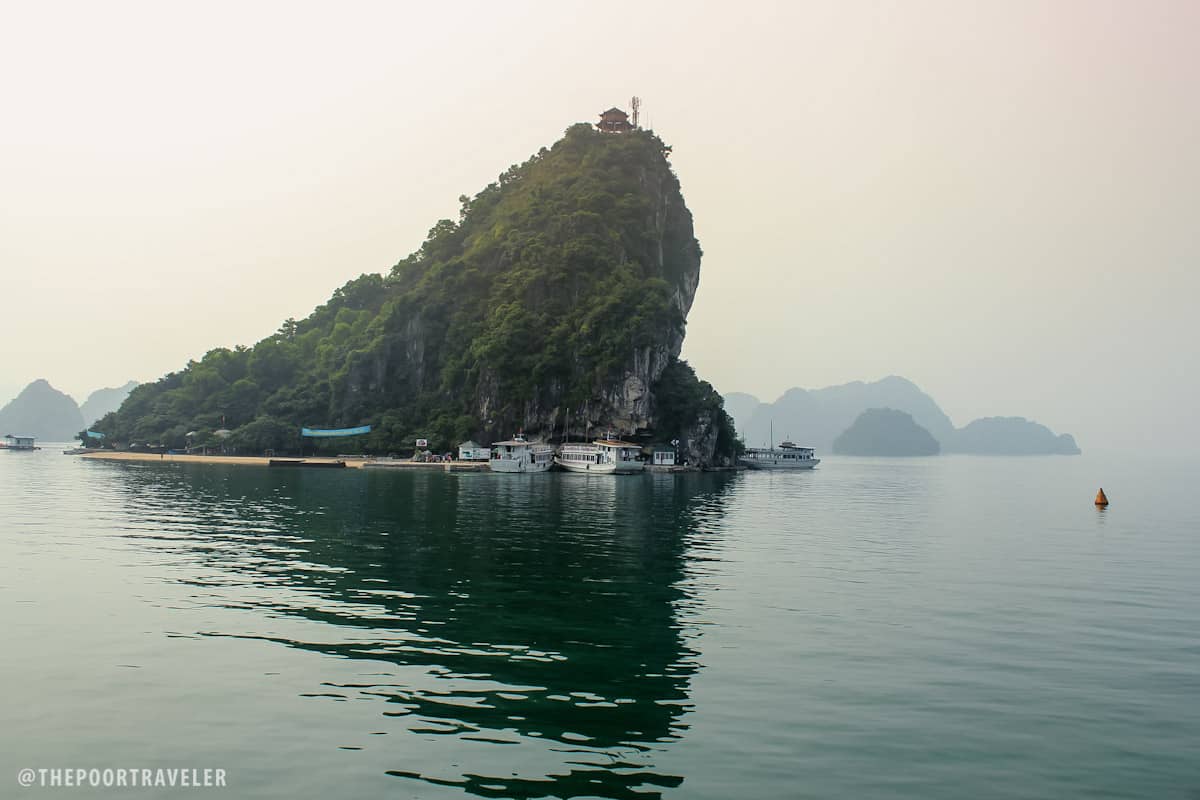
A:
78;451;488;471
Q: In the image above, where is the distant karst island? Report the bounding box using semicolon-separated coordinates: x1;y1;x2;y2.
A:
952;416;1080;455
833;408;941;457
725;376;1080;456
79;381;139;428
91;114;738;466
0;379;138;442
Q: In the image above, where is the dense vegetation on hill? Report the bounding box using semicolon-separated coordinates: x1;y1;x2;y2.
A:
832;408;941;456
651;359;739;461
94;124;737;462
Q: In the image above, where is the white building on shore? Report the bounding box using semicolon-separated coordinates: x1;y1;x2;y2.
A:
457;440;490;461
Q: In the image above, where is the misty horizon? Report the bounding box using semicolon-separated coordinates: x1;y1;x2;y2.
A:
5;6;1200;798
3;1;1197;453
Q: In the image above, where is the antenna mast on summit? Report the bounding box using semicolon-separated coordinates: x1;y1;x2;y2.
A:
630;96;641;129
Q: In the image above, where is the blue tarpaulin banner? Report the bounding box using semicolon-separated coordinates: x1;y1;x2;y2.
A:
86;430;105;439
301;425;371;438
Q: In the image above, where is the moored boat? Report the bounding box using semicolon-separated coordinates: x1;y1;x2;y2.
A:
739;441;820;470
555;438;645;474
489;434;554;473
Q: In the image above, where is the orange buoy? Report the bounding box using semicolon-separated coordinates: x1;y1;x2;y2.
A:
1095;488;1109;507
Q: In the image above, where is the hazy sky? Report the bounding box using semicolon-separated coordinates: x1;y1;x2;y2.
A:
2;0;1196;451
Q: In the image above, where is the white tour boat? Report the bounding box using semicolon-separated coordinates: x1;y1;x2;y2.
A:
488;434;554;473
555;438;645;474
739;441;820;470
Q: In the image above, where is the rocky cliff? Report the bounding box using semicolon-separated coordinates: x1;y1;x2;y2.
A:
94;123;736;464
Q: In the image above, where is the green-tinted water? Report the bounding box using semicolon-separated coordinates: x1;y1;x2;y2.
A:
2;451;1199;798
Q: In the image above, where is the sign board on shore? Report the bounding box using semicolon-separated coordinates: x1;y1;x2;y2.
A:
301;425;372;438
415;438;428;448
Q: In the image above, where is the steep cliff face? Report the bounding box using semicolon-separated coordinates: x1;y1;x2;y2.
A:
95;122;735;464
333;123;708;451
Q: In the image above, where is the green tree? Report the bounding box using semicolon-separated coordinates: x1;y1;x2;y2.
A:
94;123;733;462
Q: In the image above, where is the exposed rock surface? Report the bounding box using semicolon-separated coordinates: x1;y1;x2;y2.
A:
95;123;736;464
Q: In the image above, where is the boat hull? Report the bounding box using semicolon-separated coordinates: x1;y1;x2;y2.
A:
554;458;644;475
488;458;553;473
738;458;820;470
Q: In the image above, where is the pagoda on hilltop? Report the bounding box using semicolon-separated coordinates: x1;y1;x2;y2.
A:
596;107;633;133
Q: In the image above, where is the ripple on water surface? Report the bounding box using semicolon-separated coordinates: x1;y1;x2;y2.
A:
2;451;1199;799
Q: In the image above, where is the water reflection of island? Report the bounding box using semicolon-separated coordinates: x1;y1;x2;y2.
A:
109;464;735;798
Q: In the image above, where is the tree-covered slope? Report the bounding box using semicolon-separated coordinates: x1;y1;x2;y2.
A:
95;124;736;463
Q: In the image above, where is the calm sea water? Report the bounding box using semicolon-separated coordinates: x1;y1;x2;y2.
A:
2;449;1199;799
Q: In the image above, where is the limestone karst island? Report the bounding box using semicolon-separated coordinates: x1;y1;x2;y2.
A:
9;5;1195;798
90;111;739;468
